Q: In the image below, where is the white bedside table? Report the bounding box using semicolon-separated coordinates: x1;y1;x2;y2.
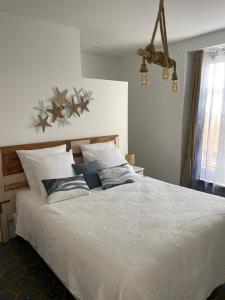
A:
132;165;144;176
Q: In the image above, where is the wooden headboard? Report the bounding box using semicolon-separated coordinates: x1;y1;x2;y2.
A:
0;134;118;242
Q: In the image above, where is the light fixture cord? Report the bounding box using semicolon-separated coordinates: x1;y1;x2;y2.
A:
150;1;162;45
150;0;169;67
160;10;169;67
160;4;169;66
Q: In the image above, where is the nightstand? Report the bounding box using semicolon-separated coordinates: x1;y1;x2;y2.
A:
132;165;144;176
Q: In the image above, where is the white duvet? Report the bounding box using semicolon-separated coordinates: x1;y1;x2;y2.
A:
16;176;225;300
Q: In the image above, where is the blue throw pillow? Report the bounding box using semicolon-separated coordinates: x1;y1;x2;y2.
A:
72;161;101;189
42;175;90;203
98;163;135;190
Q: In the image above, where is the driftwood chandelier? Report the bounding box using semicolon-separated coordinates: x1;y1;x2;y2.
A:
138;0;178;92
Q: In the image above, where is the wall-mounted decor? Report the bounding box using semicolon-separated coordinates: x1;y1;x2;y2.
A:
47;102;64;123
55;87;68;105
33;87;95;133
67;97;80;117
35;115;52;132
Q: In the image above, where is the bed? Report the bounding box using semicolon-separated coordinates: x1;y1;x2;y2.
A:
1;135;225;300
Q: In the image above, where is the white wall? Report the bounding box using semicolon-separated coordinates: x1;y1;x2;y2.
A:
118;29;225;184
71;28;225;184
118;54;183;183
63;77;128;155
0;12;128;155
81;53;120;81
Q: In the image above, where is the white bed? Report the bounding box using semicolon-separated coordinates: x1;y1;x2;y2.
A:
16;175;225;300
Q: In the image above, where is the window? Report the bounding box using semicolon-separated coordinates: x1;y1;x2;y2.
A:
197;48;225;186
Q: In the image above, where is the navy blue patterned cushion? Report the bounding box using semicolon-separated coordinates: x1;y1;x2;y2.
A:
72;161;101;189
42;175;90;203
98;163;135;190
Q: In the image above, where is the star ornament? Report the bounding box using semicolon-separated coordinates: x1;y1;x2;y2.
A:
35;115;52;133
74;87;83;101
67;96;80;117
83;90;95;101
80;97;90;114
55;87;68;105
33;100;49;117
47;101;64;122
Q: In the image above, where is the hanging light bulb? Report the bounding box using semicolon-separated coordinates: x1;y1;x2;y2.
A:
171;72;178;92
172;80;178;92
139;58;149;87
140;72;149;87
162;67;169;80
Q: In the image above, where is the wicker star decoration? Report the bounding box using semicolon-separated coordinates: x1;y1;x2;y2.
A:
79;96;90;114
66;96;80;117
55;87;68;105
47;101;64;123
33;86;94;133
34;100;49;117
35;115;52;132
83;90;95;101
74;87;83;101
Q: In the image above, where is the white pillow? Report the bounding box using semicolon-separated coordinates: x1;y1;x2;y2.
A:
17;145;67;189
27;150;75;198
83;147;126;169
80;141;114;153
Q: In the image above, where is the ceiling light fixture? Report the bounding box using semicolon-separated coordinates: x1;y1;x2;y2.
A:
138;0;178;92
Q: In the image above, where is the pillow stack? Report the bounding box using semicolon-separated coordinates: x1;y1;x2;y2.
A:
78;141;136;190
17;141;136;202
17;145;89;203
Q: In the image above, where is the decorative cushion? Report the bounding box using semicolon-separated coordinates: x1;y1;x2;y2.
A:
28;150;75;198
17;145;67;190
82;147;126;169
72;161;101;189
98;163;135;190
42;175;90;203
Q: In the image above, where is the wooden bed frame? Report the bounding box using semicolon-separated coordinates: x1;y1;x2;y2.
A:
0;134;119;243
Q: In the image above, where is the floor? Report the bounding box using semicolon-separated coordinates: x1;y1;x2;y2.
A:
0;237;76;300
0;237;225;300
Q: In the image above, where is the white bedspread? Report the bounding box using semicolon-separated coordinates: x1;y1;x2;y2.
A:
16;176;225;300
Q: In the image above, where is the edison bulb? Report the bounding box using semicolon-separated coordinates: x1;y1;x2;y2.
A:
162;67;169;80
140;73;149;87
172;80;179;92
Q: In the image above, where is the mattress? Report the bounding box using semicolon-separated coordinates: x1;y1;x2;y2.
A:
15;176;225;300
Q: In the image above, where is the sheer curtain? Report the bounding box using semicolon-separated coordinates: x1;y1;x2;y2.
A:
192;48;225;196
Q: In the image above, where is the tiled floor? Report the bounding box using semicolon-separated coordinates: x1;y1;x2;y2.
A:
0;237;224;300
0;237;76;300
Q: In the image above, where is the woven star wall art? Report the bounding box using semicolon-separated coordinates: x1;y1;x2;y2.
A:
33;87;95;133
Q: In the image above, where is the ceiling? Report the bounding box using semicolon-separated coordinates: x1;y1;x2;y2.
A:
0;0;225;57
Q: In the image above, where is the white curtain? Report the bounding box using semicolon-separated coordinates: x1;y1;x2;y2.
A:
192;48;225;195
